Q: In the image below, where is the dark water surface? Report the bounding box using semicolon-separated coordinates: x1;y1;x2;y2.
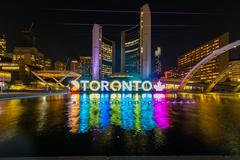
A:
0;93;240;156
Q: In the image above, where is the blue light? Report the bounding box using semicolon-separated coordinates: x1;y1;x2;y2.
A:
79;93;90;133
121;94;134;130
141;93;156;131
99;93;110;130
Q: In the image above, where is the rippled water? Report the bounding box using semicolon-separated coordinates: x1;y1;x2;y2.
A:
0;93;240;156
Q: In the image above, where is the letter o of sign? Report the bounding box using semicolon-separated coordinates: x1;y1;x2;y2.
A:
142;80;152;91
89;81;100;91
110;80;122;91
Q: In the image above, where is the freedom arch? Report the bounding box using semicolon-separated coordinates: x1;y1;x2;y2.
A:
178;40;240;92
205;60;240;92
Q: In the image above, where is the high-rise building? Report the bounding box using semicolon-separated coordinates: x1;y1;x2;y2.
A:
0;35;6;56
70;60;80;73
79;56;92;78
121;26;140;76
92;24;115;80
121;3;151;79
154;47;161;75
54;61;65;71
101;37;115;78
177;33;229;82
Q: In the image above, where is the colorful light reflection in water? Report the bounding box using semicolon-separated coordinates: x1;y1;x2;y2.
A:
69;93;172;134
153;94;171;129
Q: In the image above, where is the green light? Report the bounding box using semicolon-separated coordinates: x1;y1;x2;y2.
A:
89;94;100;129
110;94;121;127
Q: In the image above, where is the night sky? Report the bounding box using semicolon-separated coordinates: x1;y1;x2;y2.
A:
1;0;240;72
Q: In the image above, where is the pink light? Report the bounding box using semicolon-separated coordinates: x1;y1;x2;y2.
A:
153;94;171;129
153;93;165;100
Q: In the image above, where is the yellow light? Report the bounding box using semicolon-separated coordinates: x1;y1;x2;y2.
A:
2;66;20;70
0;72;11;77
10;85;26;90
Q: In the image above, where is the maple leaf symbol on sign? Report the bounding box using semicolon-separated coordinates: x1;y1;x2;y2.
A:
153;81;165;91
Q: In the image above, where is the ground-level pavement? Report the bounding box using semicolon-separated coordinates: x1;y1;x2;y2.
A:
0;90;68;100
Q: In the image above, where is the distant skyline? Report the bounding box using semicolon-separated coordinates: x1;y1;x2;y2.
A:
1;0;240;72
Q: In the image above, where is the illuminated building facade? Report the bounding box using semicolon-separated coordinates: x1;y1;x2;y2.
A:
178;33;229;82
0;71;11;90
0;71;11;82
0;46;52;82
164;67;179;80
0;35;6;56
12;47;45;69
0;62;21;71
92;24;115;79
44;58;52;70
92;24;101;80
0;60;30;83
54;61;65;71
228;59;240;82
101;37;115;78
79;56;91;78
228;46;240;82
121;3;151;79
70;60;80;73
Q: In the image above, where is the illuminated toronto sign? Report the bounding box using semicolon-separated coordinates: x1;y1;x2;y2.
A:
70;80;165;92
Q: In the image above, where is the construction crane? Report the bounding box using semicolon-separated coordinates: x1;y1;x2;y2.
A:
21;22;36;47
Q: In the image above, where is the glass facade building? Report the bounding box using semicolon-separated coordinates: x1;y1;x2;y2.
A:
121;4;151;79
121;25;140;75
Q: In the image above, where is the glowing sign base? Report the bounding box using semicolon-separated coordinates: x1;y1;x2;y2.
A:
70;80;165;92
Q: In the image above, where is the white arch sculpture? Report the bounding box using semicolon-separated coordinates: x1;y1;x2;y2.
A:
205;61;240;92
178;40;240;91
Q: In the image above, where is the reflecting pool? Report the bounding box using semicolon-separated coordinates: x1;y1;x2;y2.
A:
0;93;240;156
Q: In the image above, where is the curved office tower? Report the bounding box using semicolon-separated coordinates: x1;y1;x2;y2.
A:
92;24;115;80
121;25;140;75
101;36;115;78
92;24;101;80
121;3;151;79
140;4;151;79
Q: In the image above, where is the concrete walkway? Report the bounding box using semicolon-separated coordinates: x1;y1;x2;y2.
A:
0;91;68;100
